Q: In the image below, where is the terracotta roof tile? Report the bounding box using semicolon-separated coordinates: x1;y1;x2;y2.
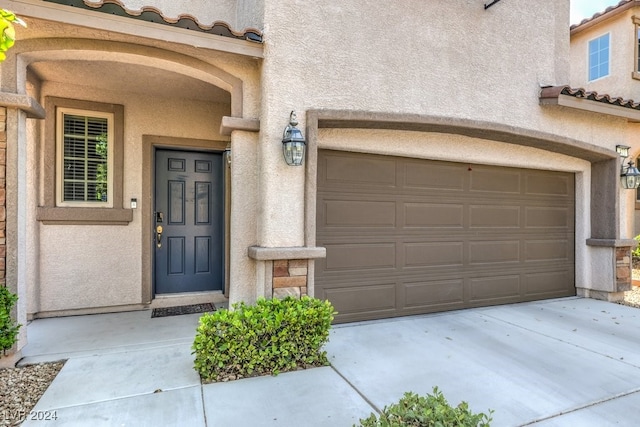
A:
540;85;640;111
570;0;635;30
42;0;263;42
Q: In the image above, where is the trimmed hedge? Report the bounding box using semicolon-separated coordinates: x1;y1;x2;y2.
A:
193;296;335;382
357;388;493;427
0;286;20;356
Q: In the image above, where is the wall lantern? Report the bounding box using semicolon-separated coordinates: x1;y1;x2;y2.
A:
616;145;640;189
282;111;306;166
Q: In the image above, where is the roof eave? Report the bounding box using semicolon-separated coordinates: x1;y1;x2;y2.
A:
571;0;638;36
6;0;264;58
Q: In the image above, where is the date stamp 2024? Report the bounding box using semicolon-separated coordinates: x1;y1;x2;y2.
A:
1;410;58;422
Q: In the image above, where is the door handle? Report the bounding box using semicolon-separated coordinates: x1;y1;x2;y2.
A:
156;225;163;248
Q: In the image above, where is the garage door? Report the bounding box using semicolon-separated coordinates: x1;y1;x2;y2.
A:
315;150;575;323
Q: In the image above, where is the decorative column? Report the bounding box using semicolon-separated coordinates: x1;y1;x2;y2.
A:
248;246;326;299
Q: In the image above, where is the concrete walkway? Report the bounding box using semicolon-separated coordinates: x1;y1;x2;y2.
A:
16;297;640;426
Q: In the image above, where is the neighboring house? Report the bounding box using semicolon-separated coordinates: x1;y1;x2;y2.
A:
569;0;640;235
1;0;639;363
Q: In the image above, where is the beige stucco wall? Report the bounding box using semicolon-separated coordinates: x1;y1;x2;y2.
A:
570;8;640;239
5;0;638;322
570;7;639;97
255;0;627;249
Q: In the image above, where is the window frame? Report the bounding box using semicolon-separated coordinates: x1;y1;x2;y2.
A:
37;97;132;225
56;107;115;208
633;16;640;80
587;32;611;82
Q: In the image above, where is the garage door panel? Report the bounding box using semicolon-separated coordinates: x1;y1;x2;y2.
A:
524;270;573;296
469;275;521;301
403;279;464;308
469;205;520;228
316;150;575;323
324;200;396;227
469;241;520;264
323;243;396;271
404;242;463;267
525;207;571;228
525;240;571;262
403;161;466;191
526;173;573;196
321;283;397;316
322;153;397;187
469;168;521;194
404;203;464;228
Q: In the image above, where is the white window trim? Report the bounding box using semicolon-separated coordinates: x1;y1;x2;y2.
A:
56;107;115;208
587;32;611;82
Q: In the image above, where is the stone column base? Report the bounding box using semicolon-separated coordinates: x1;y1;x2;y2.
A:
0;349;22;369
576;287;625;303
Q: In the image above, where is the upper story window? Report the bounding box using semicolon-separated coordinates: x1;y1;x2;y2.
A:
635;17;640;76
588;33;610;81
56;107;114;207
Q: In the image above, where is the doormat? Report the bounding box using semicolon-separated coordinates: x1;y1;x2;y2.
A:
151;303;215;318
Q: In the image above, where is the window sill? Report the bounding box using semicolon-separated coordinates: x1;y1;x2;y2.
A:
633;71;640;81
36;207;133;225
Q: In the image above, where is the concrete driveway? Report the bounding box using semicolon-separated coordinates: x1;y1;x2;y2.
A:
16;297;640;426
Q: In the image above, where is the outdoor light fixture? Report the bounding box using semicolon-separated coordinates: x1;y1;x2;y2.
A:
616;145;640;189
282;111;306;166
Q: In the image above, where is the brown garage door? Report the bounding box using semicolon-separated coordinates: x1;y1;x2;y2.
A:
315;150;575;323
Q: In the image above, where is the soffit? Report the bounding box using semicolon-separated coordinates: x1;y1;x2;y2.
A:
29;60;231;103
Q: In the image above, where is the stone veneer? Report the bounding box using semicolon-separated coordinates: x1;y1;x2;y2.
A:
272;259;308;299
616;247;632;292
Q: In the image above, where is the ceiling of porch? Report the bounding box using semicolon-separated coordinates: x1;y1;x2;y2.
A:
28;60;232;104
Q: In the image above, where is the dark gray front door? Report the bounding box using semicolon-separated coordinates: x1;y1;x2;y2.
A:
154;149;224;294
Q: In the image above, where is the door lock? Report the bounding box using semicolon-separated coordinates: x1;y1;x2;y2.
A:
156;225;163;248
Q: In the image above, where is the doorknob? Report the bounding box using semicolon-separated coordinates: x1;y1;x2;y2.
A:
156;225;163;248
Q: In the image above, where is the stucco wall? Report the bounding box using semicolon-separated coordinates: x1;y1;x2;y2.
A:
570;8;638;97
33;82;232;313
255;0;631;249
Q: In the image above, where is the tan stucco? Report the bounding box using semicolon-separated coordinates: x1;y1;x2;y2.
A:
3;0;640;358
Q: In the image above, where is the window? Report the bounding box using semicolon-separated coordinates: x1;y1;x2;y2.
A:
637;26;640;72
588;33;610;81
37;97;132;224
56;108;114;207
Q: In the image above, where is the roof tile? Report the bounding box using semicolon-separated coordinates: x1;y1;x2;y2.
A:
42;0;263;42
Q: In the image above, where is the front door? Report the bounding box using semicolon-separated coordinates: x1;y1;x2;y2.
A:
154;149;224;294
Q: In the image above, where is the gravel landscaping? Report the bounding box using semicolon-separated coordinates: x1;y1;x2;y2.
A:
0;361;64;427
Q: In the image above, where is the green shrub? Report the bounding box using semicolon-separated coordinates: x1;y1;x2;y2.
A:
633;235;640;259
192;296;335;382
357;388;493;427
0;286;21;356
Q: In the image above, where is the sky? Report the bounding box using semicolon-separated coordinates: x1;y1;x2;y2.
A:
570;0;623;25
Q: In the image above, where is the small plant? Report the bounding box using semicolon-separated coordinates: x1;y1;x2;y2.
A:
357;387;493;427
0;286;21;356
192;296;335;382
632;235;640;259
0;9;26;62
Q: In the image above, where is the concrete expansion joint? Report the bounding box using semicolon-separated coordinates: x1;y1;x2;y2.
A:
480;312;640;370
18;340;193;366
329;364;381;415
519;387;640;426
39;384;201;413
